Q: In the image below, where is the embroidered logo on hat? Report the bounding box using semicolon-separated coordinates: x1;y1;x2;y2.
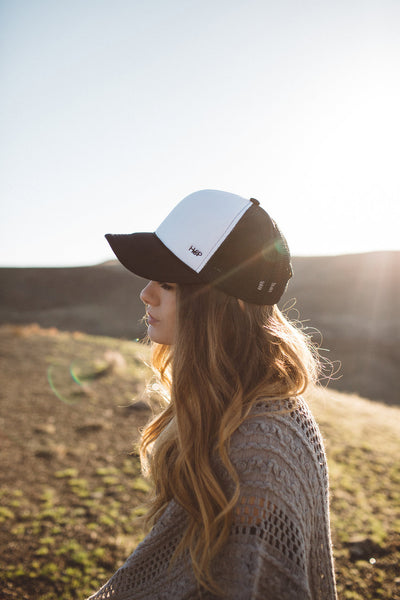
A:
189;246;202;257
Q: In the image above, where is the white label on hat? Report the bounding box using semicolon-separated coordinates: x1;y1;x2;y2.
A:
156;190;252;272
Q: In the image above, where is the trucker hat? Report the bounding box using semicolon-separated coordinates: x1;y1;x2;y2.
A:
105;189;292;305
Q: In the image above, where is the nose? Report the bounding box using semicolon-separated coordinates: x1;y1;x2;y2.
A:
140;281;158;306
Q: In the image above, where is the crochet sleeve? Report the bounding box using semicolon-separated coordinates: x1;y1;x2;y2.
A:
205;402;337;600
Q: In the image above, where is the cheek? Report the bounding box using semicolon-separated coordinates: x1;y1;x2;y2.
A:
167;305;177;334
147;298;176;345
164;300;176;341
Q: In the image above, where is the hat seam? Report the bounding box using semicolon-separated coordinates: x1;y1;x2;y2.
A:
195;201;252;272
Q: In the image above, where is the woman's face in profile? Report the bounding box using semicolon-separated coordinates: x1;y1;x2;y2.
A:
140;281;177;345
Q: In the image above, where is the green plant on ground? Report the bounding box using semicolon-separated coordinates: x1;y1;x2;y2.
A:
1;327;399;600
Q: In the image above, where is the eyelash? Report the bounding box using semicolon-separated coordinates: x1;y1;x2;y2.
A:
159;282;175;291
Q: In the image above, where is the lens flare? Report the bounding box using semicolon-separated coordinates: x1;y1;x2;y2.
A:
47;365;80;405
47;360;93;405
69;361;85;386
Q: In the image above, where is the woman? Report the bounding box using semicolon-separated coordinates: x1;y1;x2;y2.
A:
87;190;337;599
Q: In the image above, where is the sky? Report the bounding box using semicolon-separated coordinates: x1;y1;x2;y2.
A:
1;0;399;267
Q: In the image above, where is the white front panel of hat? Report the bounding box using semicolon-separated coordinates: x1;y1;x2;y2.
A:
156;190;252;272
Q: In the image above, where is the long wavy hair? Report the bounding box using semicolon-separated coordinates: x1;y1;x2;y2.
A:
140;283;319;594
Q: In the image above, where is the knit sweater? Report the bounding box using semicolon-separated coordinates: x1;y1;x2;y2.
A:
86;397;337;600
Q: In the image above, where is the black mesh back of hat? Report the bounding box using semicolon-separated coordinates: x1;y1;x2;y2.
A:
200;205;292;305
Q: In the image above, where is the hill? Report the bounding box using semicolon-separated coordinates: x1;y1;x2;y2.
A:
287;252;400;405
0;251;399;404
0;325;399;600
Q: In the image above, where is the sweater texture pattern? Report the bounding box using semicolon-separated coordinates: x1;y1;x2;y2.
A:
86;397;337;600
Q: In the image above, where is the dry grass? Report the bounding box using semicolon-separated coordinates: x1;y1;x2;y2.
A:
307;387;400;599
0;325;399;599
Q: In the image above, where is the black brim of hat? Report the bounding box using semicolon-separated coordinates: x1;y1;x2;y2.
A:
105;232;201;284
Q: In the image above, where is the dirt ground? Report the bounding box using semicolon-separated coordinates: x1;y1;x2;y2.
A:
0;324;399;600
0;324;155;599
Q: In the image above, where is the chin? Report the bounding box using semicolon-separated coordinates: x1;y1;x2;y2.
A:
148;326;173;345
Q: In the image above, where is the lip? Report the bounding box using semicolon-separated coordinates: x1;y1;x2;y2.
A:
147;313;159;325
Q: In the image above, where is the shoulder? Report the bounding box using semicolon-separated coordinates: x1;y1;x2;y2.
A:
223;396;330;507
233;396;327;470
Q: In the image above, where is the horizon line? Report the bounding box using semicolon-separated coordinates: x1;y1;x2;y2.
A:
0;248;399;269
